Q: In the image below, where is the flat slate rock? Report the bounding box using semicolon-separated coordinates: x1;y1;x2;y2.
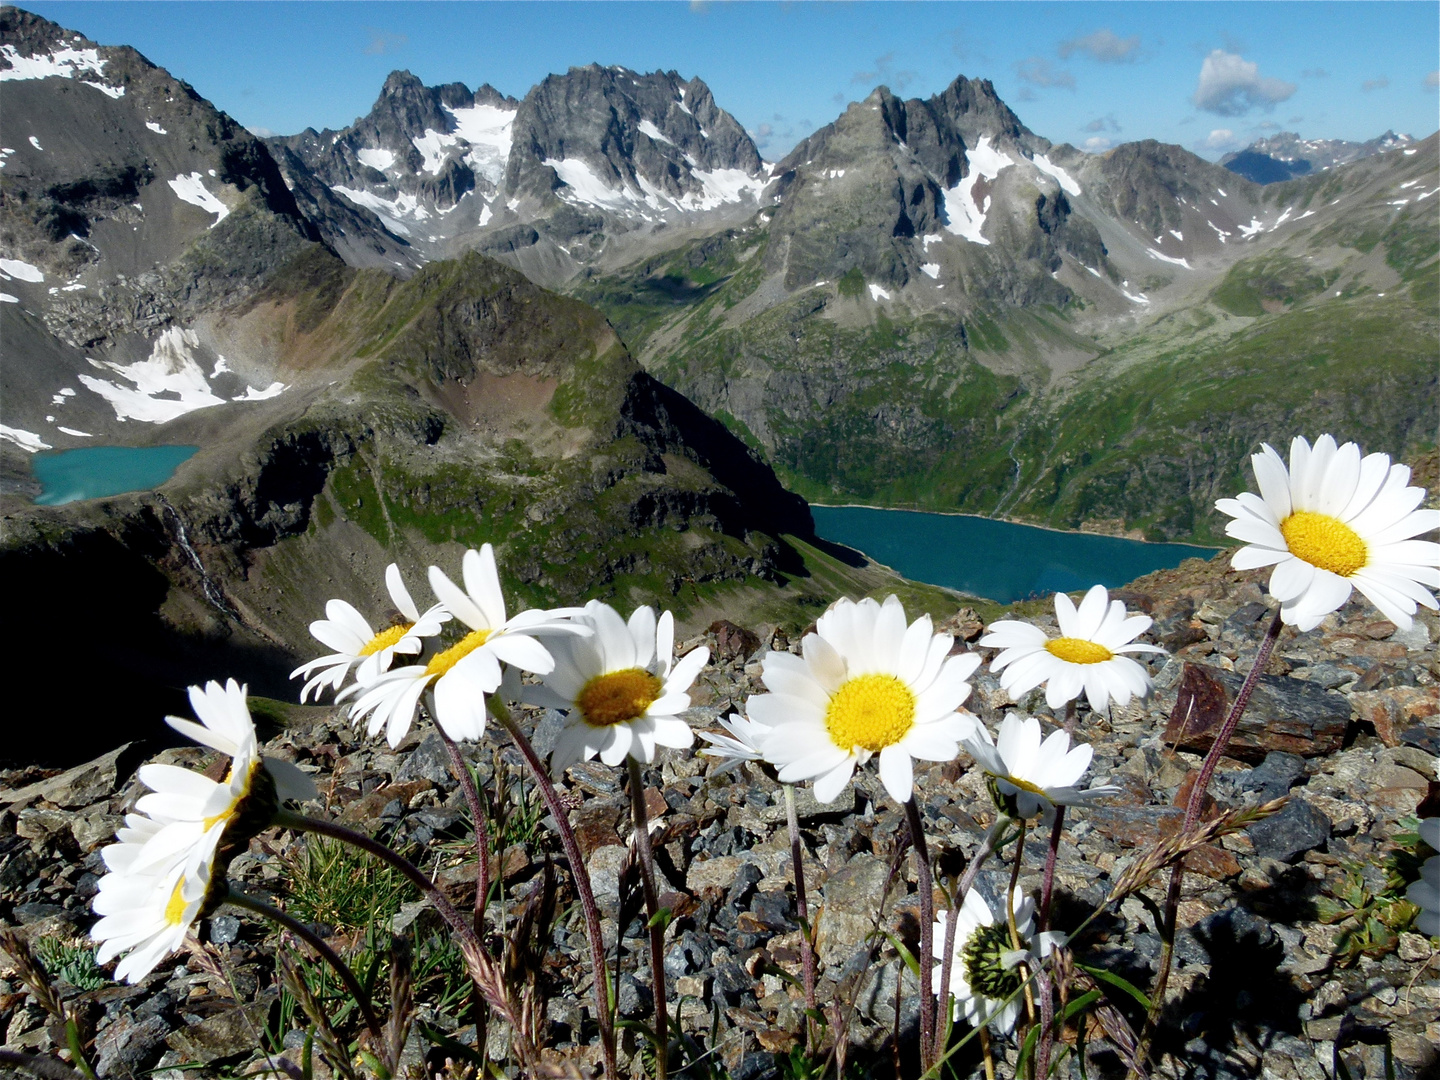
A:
1164;663;1349;762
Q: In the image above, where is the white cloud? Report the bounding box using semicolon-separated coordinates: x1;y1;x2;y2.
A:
1083;136;1114;152
1015;56;1075;90
1058;29;1141;63
1193;50;1296;116
1199;128;1240;152
246;126;275;139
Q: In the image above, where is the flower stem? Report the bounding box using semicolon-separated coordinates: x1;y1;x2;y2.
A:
904;797;937;1074
1136;608;1284;1073
933;823;1002;1062
1006;819;1035;1027
627;757;670;1080
1034;965;1056;1080
784;783;818;1049
432;718;492;936
224;886;383;1045
488;699;617;1079
1039;806;1065;933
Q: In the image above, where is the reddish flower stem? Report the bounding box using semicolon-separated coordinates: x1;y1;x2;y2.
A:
1136;609;1283;1073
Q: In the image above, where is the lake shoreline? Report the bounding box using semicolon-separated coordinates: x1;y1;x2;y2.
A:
808;501;1221;552
809;504;1222;605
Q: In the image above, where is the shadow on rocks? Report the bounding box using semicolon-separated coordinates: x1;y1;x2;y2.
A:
1156;906;1308;1076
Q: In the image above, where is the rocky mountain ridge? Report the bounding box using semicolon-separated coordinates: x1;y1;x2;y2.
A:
269;63;774;286
1222;130;1416;185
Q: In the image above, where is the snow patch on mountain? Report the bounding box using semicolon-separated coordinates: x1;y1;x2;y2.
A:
78;328;230;423
168;173;229;226
0;258;45;282
0;42;125;97
412;129;456;175
447;102;515;185
940;135;1013;246
1146;248;1191;269
1031;153;1081;196
547;157;634;211
233;381;287;402
331;185;429;235
637;119;673;145
356;147;396;172
0;424;51;452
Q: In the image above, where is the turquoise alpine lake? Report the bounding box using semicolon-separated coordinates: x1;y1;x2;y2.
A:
32;445;199;506
811;505;1219;604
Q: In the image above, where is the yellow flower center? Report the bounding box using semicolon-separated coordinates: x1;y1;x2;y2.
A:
1045;638;1114;664
825;674;916;754
1279;511;1368;577
577;668;663;727
359;622;412;657
202;760;257;831
424;629;492;678
164;877;190;926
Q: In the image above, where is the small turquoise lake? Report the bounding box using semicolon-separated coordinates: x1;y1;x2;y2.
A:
32;445;198;506
811;505;1219;604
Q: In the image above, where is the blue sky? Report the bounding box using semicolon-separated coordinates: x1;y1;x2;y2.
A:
21;1;1440;161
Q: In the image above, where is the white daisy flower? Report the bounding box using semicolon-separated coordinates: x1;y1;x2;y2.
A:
1215;435;1440;632
127;680;315;873
91;842;213;984
698;712;772;776
1408;818;1439;938
963;713;1120;822
933;888;1038;1035
980;585;1165;712
529;600;709;771
750;595;981;806
290;563;450;702
345;545;584;746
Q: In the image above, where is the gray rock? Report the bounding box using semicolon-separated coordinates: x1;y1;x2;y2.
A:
165;995;277;1063
1247;796;1331;862
617;973;652;1019
207;914;241;946
1240;752;1309;800
395;733;457;789
0;743;131;809
96;1012;171;1078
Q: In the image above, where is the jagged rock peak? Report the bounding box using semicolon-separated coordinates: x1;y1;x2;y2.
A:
503;63;765;205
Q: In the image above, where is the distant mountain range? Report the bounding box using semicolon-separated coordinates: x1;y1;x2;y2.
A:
1222;130;1416;185
267;64;773;284
1;1;1435;696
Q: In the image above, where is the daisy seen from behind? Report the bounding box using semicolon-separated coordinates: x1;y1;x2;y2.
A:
92;681;313;983
126;679;315;875
291;563;450;702
980;585;1164;713
752;595;980;805
346;544;585;746
933;887;1040;1035
963;712;1120;823
1215;434;1440;632
530;600;709;771
698;711;772;776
